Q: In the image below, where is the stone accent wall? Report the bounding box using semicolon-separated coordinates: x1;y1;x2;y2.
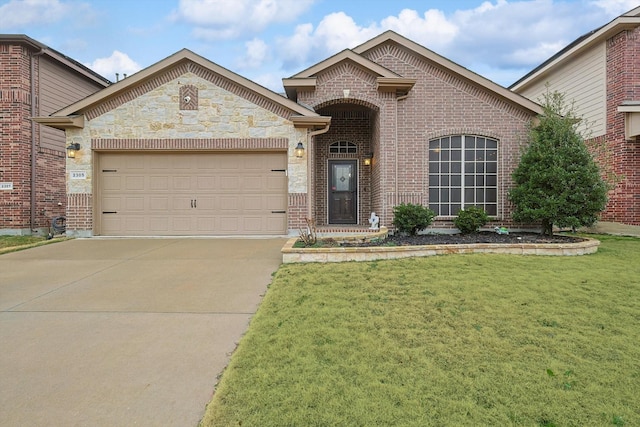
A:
66;69;307;235
602;27;640;225
298;41;536;229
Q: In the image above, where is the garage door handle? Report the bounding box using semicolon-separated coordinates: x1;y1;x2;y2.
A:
271;210;286;214
194;199;197;208
102;211;117;214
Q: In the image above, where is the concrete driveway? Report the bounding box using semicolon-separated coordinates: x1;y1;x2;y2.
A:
0;237;286;426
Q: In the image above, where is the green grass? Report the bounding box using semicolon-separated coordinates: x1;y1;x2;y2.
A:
0;235;68;254
201;235;640;426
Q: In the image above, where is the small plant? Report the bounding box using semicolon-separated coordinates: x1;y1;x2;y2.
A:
298;217;317;246
454;206;489;234
392;203;435;236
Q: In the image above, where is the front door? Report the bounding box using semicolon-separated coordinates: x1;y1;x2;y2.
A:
328;160;357;224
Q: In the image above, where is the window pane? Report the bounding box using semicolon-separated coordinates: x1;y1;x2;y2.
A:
465;150;475;161
441;175;449;186
451;162;461;173
430;204;440;214
451;150;461;161
441;137;450;149
486;160;497;173
486;139;498;149
486;175;497;186
486;189;497;203
429;188;439;202
441;163;449;173
451;136;462;148
452;175;461;186
477;138;485;148
451;188;461;202
465;175;474;186
440;189;450;202
441;150;450;161
486;204;497;216
465;136;475;149
476;176;484;186
476;188;484;202
451;204;461;215
429;162;439;173
465;188;474;203
476;163;484;173
476;151;485;161
465;162;475;173
441;205;450;216
429;175;439;186
429;139;440;150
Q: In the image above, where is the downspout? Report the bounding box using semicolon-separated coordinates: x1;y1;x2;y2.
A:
306;123;331;220
30;48;45;234
395;92;409;205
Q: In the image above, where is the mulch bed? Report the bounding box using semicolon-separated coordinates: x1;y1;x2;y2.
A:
342;231;585;247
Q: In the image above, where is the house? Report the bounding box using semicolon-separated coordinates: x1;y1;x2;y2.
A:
0;35;111;235
36;31;543;237
511;6;640;226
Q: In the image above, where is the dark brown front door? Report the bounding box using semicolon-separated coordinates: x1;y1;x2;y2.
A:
328;160;357;224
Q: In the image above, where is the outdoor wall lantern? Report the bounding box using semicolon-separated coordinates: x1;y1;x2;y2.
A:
295;142;305;158
364;152;373;166
66;142;81;158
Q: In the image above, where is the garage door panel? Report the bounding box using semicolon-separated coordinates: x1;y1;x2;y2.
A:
149;197;169;211
99;152;287;236
150;176;169;190
102;176;122;191
125;197;145;211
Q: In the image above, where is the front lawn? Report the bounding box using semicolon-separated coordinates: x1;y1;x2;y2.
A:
201;235;639;426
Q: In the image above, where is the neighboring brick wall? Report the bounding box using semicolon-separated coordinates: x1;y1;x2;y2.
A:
602;27;640;225
0;43;33;233
299;41;536;229
1;39;102;235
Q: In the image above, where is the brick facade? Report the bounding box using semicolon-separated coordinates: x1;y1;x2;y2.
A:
601;26;640;225
0;37;108;235
297;40;536;230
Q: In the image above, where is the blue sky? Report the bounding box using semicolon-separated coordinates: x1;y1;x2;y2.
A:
1;0;638;91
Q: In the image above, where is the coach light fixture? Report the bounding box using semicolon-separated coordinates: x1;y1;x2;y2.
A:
66;142;81;158
295;142;305;158
364;152;373;166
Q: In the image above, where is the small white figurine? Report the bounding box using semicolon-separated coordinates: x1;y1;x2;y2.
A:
369;212;380;230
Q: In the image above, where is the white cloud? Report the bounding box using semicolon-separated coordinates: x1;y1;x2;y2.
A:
237;38;270;69
0;0;71;29
173;0;315;40
590;0;639;16
380;8;458;51
85;51;142;81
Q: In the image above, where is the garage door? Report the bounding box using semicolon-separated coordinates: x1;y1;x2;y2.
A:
97;152;287;236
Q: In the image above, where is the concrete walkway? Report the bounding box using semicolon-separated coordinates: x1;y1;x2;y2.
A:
0;238;286;427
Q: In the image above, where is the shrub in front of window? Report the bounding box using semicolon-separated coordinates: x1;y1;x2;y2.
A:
454;206;489;234
392;203;436;235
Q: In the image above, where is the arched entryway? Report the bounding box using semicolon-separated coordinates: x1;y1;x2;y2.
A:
312;101;380;227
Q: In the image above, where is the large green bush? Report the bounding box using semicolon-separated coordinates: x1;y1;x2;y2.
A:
392;203;435;235
454;206;489;234
509;90;608;235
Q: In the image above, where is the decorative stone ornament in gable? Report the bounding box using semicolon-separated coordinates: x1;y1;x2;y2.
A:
180;84;198;110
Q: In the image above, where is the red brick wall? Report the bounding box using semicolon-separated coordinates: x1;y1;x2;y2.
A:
299;41;536;229
602;27;640;225
0;43;35;233
1;42;68;234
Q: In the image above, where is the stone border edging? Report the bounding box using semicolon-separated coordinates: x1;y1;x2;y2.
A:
281;237;600;263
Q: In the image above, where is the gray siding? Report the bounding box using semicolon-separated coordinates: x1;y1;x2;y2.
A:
39;57;104;151
518;42;606;137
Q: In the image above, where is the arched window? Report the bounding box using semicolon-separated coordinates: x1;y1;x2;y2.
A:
428;135;498;216
329;141;357;154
